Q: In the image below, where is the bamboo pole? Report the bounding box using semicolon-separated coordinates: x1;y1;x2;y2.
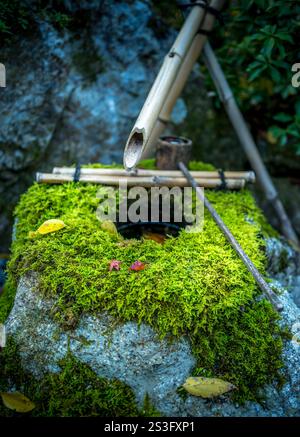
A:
203;42;299;247
123;2;210;169
52;167;255;182
36;172;245;189
141;0;225;158
178;162;283;312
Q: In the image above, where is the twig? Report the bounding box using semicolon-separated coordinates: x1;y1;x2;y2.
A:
179;161;283;312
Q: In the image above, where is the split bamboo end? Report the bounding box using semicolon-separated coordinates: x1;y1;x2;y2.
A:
248;171;256;183
124;129;145;170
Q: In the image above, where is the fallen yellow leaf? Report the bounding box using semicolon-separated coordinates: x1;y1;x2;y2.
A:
0;392;36;413
29;219;66;237
183;377;236;398
37;219;65;234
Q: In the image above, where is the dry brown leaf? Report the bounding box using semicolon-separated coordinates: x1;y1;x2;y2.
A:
129;260;146;271
183;377;236;398
143;231;166;244
0;392;36;412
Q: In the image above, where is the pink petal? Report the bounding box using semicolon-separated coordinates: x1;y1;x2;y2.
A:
109;260;122;271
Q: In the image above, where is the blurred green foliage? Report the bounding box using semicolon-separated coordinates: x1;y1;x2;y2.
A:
152;0;300;163
208;0;300;157
0;0;71;42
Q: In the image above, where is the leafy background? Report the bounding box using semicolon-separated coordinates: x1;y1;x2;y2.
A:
206;0;300;173
153;0;300;174
1;0;299;167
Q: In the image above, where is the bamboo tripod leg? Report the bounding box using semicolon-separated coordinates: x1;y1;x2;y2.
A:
179;162;283;312
203;42;299;247
142;0;226;158
123;4;208;169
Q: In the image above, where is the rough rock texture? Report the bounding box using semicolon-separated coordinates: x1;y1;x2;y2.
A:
0;1;177;169
0;0;251;254
1;0;299;255
266;237;300;308
255;178;300;243
0;0;190;251
5;269;300;417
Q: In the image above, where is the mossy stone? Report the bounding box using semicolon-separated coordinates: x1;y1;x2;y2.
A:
0;337;158;417
0;160;285;405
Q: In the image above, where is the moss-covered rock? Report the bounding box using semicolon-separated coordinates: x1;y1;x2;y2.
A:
0;160;294;415
0;336;157;417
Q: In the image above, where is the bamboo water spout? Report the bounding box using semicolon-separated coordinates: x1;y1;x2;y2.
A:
123;2;209;169
143;0;225;157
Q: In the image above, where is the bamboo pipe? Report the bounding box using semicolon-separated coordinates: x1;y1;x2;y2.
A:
52;167;255;182
123;3;208;170
141;0;226;158
36;172;245;189
203;42;299;247
179;162;283;312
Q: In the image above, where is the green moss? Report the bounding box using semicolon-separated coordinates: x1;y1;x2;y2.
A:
188;160;216;171
83;163;123;169
150;0;182;31
140;394;161;417
0;337;157;417
260;220;280;239
84;159;216;172
0;278;16;323
138;158;216;171
0;161;285;405
0;0;72;43
138;158;157;169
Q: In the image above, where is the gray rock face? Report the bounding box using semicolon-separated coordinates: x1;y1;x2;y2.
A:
6;273;195;408
266;237;300;308
5;271;300;417
0;0;187;251
1;0;299;257
0;1;178;170
255;179;300;252
72;315;194;406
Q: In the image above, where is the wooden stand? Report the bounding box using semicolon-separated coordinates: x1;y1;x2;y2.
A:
36;172;249;189
155;136;192;170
